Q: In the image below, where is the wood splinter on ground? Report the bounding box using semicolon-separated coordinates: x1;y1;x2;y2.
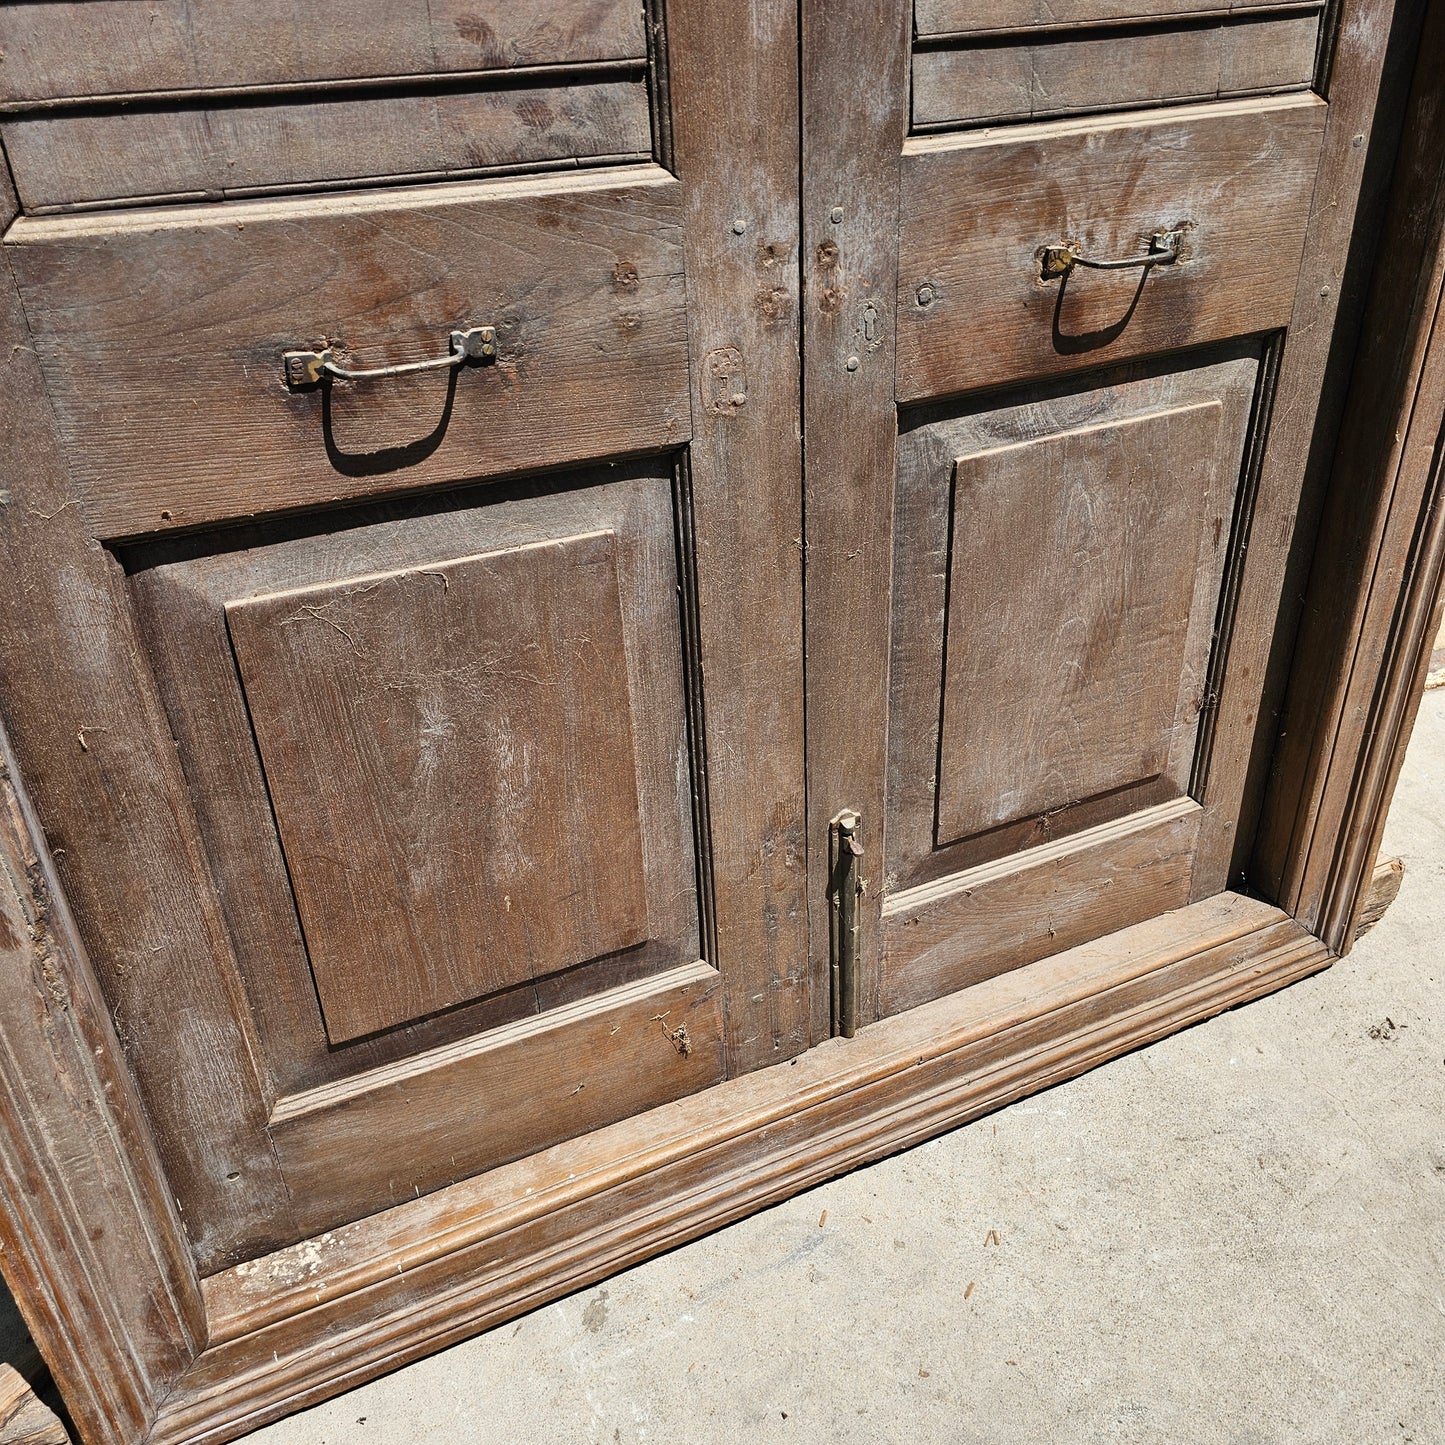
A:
0;1363;69;1445
1355;856;1405;939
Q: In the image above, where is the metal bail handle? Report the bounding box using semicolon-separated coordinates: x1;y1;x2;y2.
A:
283;325;496;389
1041;228;1185;280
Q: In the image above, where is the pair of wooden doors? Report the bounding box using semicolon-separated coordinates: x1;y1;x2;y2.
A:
0;0;1381;1287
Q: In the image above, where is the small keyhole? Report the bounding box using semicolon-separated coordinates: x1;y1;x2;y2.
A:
862;302;880;347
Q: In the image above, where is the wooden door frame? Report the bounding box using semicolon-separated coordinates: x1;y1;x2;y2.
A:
2;2;1444;1442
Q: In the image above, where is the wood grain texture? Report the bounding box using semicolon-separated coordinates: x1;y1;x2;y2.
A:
937;402;1222;844
1192;0;1426;900
3;81;651;212
1254;0;1445;944
911;12;1319;128
800;0;914;1041
915;0;1318;35
4;165;690;540
887;350;1257;895
896;95;1326;403
226;532;649;1044
0;1366;67;1445
666;0;809;1070
127;465;699;1104
1353;855;1404;937
154;892;1325;1445
0;717;202;1445
0;0;647;104
883;799;1202;1014
268;961;724;1237
0;194;299;1273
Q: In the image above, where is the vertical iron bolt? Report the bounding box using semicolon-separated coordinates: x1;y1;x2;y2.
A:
916;282;936;308
830;206;844;224
732;218;747;234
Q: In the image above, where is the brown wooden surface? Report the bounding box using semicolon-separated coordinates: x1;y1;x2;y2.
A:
888;350;1256;893
897;95;1326;404
911;12;1318;129
1188;0;1425;900
127;464;699;1104
0;0;809;1293
155;891;1326;1445
915;0;1316;34
0;1;646;104
1353;856;1404;937
1256;0;1445;944
0;713;201;1445
0;1366;68;1445
3;81;651;212
667;0;809;1070
0;3;1435;1442
226;532;649;1043
269;962;723;1234
0;160;300;1273
938;402;1221;843
883;800;1202;1014
800;0;914;1040
5;166;689;540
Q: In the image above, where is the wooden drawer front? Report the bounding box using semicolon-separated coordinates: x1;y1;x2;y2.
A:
0;1;646;103
3;165;689;540
896;95;1325;404
2;82;653;212
912;10;1320;131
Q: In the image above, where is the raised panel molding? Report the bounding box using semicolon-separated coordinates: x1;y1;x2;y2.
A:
937;400;1224;845
888;348;1258;896
227;531;649;1043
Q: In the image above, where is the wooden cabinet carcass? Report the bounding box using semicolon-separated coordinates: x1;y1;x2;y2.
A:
0;1;1440;1440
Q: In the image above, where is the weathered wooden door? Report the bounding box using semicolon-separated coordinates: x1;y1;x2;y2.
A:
801;0;1394;1026
0;0;806;1273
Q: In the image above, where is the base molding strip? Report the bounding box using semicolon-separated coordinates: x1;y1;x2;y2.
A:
150;891;1330;1445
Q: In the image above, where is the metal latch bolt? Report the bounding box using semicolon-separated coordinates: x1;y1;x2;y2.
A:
830;809;864;1039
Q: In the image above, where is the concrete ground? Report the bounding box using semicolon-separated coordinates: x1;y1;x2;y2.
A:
5;691;1444;1443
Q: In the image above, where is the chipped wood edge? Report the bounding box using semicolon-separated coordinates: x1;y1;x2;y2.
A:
0;1364;69;1445
1352;855;1405;938
0;721;203;1445
136;892;1329;1445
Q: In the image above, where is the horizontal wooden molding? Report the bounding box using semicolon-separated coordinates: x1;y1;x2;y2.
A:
128;891;1331;1445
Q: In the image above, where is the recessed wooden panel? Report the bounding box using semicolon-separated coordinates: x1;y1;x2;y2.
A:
0;0;647;104
226;530;648;1043
129;464;700;1104
3;82;652;212
896;95;1325;402
937;399;1223;845
3;166;689;539
911;12;1319;130
125;461;711;1260
915;0;1315;36
887;349;1259;897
